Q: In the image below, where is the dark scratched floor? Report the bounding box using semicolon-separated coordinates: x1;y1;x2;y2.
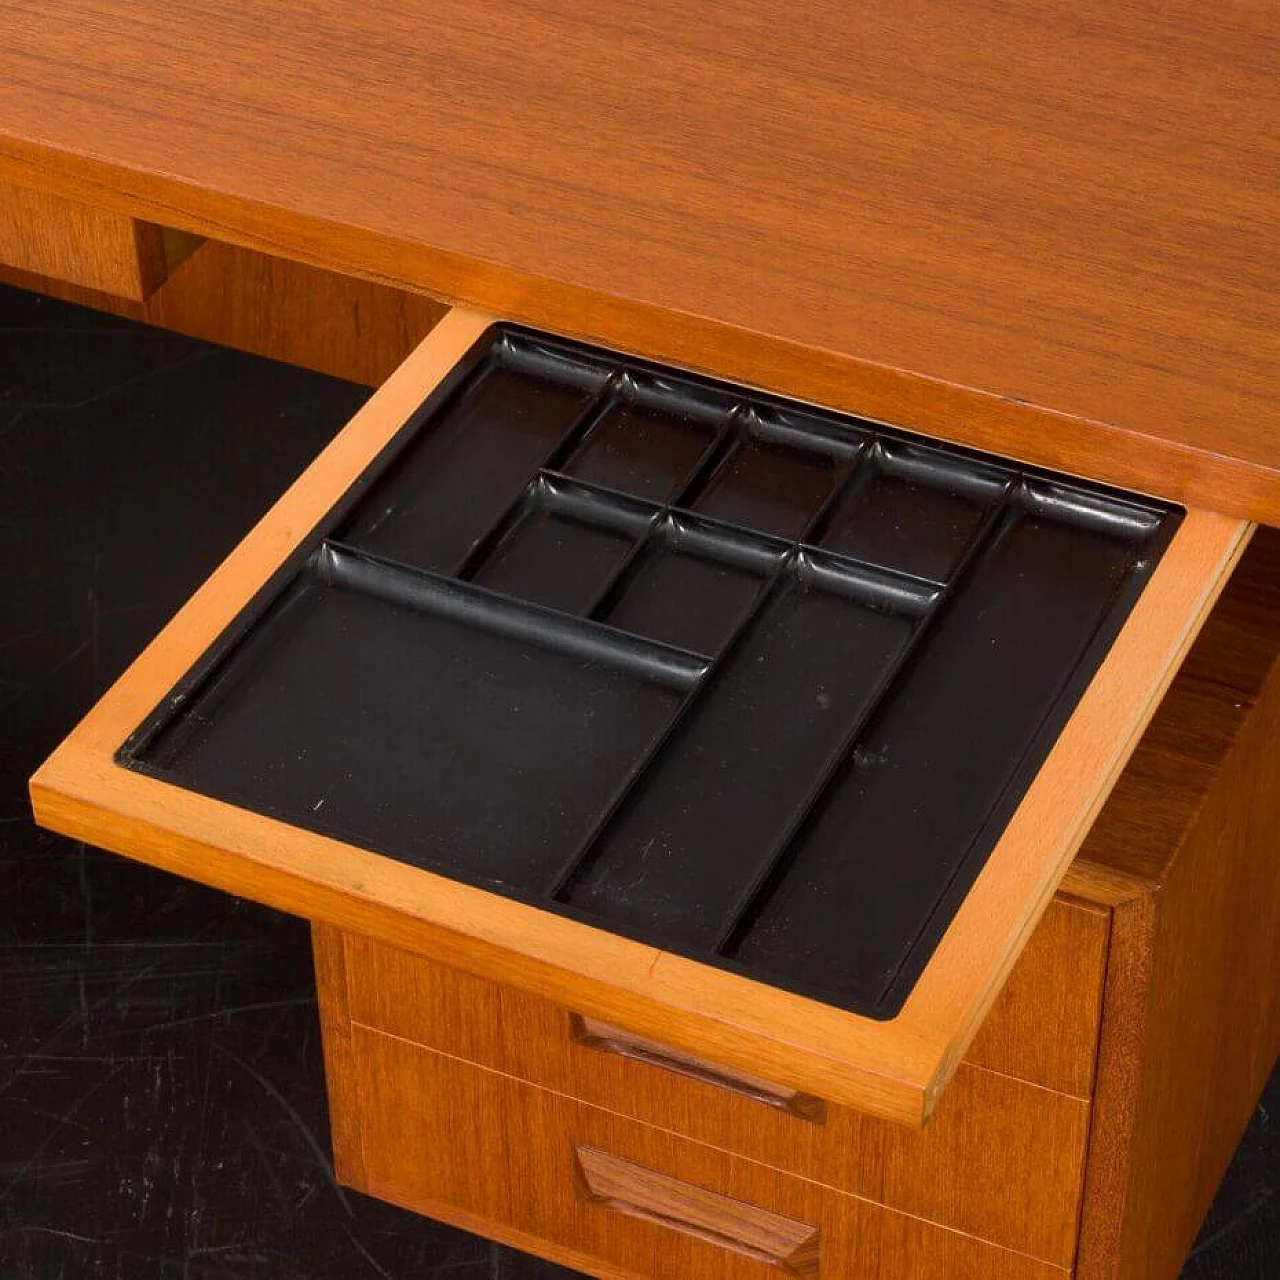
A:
0;284;1275;1279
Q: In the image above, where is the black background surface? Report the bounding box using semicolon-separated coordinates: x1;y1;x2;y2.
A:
0;283;1274;1278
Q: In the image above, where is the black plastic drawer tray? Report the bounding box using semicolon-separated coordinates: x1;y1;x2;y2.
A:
116;325;1180;1019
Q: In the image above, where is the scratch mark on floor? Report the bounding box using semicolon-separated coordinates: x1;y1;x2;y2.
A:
1188;1187;1275;1259
211;1044;352;1218
0;1064;126;1204
345;1228;395;1280
7;348;216;411
144;997;315;1034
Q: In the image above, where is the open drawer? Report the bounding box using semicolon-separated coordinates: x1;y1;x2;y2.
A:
29;307;1249;1127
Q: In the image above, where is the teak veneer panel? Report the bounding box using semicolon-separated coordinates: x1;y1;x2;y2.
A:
0;238;446;386
2;3;1279;519
0;178;197;301
1071;528;1280;898
1073;527;1280;1280
27;306;1250;1128
336;928;1091;1264
963;897;1108;1097
348;1028;1065;1280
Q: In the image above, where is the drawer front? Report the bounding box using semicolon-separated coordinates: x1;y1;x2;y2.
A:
346;895;1107;1098
965;895;1109;1095
0;179;199;300
338;915;1094;1265
350;1027;1065;1280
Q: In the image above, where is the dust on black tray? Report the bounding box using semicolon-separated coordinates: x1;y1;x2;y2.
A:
116;325;1181;1020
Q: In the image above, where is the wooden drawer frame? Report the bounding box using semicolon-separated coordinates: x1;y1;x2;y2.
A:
28;306;1249;1129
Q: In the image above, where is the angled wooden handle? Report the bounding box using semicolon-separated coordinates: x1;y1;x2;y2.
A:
571;1015;826;1124
576;1146;819;1275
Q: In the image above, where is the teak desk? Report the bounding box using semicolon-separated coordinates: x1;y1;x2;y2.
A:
4;5;1279;1279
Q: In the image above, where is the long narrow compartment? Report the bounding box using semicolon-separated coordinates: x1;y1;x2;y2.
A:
686;406;864;538
466;476;654;616
594;515;785;657
337;336;610;574
120;323;1182;1020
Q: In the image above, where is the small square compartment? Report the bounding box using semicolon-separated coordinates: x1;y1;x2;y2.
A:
468;477;653;615
597;515;785;656
561;372;733;502
818;442;1008;583
688;407;864;539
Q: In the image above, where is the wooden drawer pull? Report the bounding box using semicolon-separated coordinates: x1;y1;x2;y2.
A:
571;1015;826;1123
576;1146;819;1275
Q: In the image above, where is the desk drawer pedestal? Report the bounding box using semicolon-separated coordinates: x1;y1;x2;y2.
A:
310;529;1280;1280
320;914;1096;1267
334;1017;1065;1280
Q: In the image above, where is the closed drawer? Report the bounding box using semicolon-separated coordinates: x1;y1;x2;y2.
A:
345;894;1108;1099
336;921;1092;1265
0;179;200;300
350;1027;1066;1280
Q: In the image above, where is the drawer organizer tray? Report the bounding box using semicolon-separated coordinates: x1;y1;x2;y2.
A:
31;308;1247;1124
121;324;1174;1018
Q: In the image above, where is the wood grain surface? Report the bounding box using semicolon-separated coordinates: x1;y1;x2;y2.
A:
0;238;446;385
1;3;1278;519
311;920;368;1191
0;178;196;299
1070;528;1280;899
1074;528;1280;1280
964;896;1109;1097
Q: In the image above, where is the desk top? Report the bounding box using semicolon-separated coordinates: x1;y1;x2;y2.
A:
2;1;1278;521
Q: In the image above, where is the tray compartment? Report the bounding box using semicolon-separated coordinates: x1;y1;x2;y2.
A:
467;476;653;615
687;407;864;539
561;371;733;502
338;336;609;574
595;515;784;656
817;442;1008;583
134;545;692;895
556;556;935;949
